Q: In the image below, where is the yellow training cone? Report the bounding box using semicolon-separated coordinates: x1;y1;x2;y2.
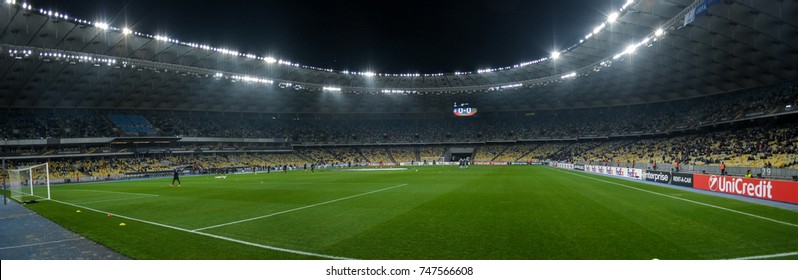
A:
119;223;126;226
76;210;81;213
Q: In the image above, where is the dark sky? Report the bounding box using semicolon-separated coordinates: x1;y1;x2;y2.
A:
30;0;625;73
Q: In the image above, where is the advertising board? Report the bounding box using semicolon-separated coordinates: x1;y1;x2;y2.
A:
693;174;798;204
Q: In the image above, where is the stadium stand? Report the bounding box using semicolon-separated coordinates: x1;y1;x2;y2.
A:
1;77;797;181
108;114;157;135
419;146;446;162
493;143;541;163
0;82;794;142
296;147;339;164
474;144;506;162
327;147;366;163
359;147;393;164
389;147;419;163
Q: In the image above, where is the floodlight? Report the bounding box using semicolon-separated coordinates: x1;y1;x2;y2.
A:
95;22;109;30
593;23;606;34
623;0;635;9
623;44;638;55
608;12;619;23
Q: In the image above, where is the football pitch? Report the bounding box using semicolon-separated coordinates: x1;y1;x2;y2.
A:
18;165;798;260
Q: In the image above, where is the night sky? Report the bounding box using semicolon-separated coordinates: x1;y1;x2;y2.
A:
28;0;626;73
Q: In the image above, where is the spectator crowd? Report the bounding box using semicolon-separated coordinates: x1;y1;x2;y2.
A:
2;82;797;181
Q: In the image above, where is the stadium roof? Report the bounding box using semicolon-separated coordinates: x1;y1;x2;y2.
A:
0;0;796;113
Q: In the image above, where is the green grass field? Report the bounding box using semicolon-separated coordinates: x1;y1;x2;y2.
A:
18;165;798;260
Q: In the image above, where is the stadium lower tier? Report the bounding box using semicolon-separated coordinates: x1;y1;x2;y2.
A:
5;120;797;183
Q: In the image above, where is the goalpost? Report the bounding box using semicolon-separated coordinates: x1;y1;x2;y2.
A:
6;163;51;202
420;156;446;164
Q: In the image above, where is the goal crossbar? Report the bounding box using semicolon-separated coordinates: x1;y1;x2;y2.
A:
7;162;50;172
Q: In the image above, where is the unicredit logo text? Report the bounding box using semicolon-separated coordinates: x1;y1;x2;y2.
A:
708;175;773;199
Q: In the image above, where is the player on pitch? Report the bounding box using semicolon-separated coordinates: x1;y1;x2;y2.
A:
170;167;181;187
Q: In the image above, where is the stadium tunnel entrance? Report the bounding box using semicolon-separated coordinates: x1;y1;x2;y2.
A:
447;147;474;162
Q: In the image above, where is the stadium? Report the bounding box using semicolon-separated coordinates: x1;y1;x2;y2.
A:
1;0;798;262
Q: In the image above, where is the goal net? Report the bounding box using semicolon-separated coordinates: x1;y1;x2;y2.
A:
6;163;50;202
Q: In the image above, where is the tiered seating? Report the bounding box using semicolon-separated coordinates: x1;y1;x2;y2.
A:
326;147;364;163
493;143;540;162
419;146;445;161
389;147;418;162
360;147;393;163
474;144;504;161
108;114;156;135
297;148;339;164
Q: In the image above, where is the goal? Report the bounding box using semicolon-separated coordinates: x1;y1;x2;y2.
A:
6;163;51;202
420;157;445;164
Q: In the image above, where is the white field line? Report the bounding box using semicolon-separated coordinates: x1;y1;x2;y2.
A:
0;237;84;250
75;195;161;205
63;189;160;197
39;196;354;260
550;168;798;228
192;183;409;232
726;251;798;260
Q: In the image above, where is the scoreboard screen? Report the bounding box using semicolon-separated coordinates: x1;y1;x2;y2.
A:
453;102;478;117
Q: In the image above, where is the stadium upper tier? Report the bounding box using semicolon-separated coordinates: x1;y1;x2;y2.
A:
1;0;796;113
0;82;795;142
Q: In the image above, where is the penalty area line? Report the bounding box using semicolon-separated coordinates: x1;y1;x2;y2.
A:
39;196;355;260
725;251;798;260
550;168;798;229
192;183;410;232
